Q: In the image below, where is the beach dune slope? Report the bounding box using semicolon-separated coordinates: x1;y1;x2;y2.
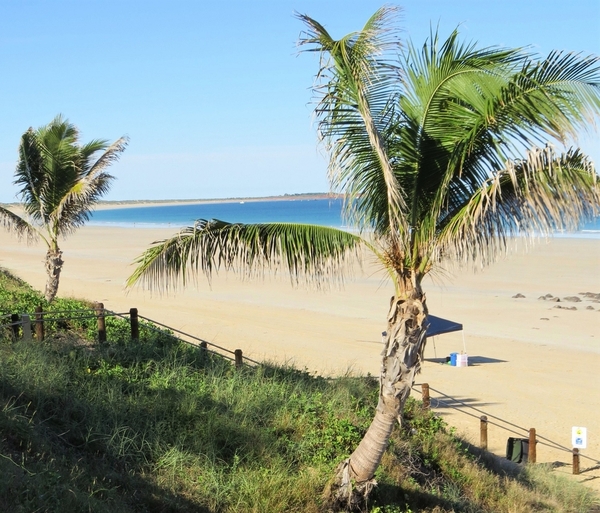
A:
0;226;598;488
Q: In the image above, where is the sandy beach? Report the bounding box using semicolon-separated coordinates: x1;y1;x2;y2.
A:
0;220;599;490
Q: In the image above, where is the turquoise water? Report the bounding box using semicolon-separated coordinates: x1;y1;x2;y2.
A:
90;198;347;229
89;198;600;238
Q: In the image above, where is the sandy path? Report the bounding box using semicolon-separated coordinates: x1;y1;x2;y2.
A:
0;225;599;489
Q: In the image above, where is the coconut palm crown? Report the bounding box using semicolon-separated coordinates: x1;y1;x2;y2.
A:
0;115;128;302
128;7;600;509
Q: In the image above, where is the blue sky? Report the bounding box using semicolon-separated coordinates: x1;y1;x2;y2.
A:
1;0;598;202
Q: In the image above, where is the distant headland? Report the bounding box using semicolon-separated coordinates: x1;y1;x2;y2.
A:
92;193;342;210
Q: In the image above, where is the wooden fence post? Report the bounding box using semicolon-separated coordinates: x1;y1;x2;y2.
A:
234;349;243;369
21;315;32;341
10;313;19;339
96;302;106;343
35;305;44;341
480;416;488;450
200;341;207;358
130;308;139;341
572;448;580;475
528;428;537;464
421;383;430;409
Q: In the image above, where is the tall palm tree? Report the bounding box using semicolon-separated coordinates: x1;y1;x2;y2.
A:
0;115;128;302
128;7;600;509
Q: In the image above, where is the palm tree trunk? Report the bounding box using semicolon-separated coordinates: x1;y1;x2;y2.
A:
44;248;64;302
326;288;428;511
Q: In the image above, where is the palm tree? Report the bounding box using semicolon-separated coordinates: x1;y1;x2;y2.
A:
128;7;600;509
0;115;128;302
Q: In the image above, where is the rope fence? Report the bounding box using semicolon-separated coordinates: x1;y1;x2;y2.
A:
134;316;236;364
413;382;599;475
137;313;260;366
1;304;258;369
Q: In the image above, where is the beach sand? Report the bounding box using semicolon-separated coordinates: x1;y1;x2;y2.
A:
0;223;599;490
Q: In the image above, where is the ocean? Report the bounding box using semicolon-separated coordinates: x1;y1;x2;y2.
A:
89;198;600;238
89;198;347;229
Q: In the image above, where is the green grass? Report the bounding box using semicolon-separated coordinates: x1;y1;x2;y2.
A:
1;268;598;512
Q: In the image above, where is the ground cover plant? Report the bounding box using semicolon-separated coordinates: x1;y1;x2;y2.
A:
1;269;599;512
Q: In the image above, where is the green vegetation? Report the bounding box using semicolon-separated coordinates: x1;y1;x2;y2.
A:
1;268;598;512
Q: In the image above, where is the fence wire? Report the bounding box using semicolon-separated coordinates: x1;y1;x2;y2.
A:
30;314;102;322
31;309;101;315
97;310;239;363
138;315;260;365
2;307;258;367
413;383;600;466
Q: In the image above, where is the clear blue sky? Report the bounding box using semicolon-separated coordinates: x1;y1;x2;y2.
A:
1;0;598;202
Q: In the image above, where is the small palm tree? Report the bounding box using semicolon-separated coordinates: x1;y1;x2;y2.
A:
128;7;600;509
0;115;128;302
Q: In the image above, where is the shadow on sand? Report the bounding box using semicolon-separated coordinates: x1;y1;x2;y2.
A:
425;355;507;366
430;395;497;413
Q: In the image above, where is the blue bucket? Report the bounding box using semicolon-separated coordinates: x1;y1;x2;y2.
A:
450;352;458;366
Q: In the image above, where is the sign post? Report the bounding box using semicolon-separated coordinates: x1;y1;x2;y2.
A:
571;427;587;475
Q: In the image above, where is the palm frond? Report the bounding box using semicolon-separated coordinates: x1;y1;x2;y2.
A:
13;115;127;238
54;136;128;231
52;172;116;234
397;31;526;230
502;51;600;142
298;7;408;237
14;116;82;223
14;128;47;221
434;146;599;268
128;220;364;292
0;206;38;241
83;136;129;177
390;31;600;276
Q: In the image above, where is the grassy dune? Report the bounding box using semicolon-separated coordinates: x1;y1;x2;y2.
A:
0;269;598;512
